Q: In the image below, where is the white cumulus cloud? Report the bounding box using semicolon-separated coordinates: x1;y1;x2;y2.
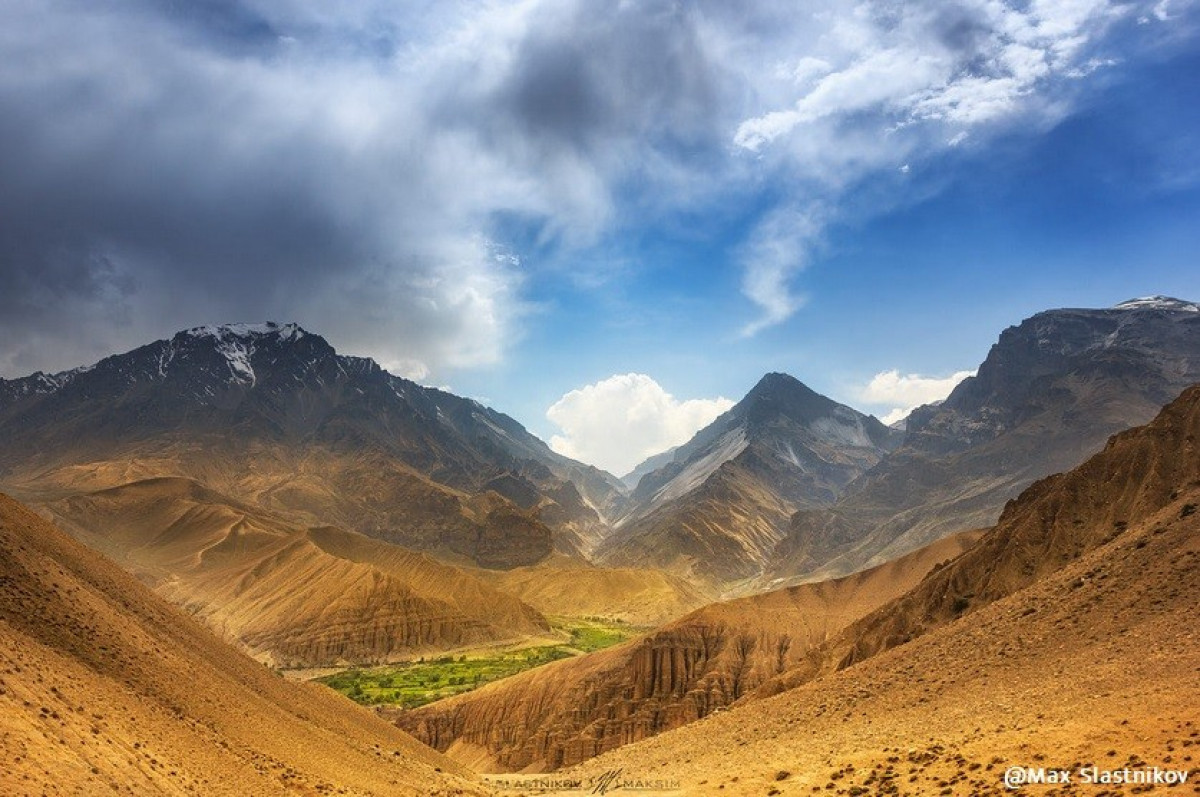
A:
546;373;734;475
858;369;975;425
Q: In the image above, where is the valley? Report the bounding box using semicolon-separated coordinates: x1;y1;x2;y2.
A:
6;4;1200;793
315;616;642;709
2;298;1199;795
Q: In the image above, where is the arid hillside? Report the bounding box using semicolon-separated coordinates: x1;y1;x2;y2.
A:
397;529;980;771
550;383;1200;795
481;557;712;626
44;477;549;667
0;492;490;796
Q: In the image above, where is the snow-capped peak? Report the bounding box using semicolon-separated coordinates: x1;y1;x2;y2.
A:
177;323;306;386
1112;296;1200;313
183;322;306;341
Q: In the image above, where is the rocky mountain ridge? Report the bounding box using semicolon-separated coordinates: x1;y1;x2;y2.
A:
597;372;901;585
0;322;624;568
765;296;1200;583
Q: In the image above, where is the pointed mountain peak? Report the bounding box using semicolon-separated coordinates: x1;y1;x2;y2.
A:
1112;296;1199;313
746;371;809;396
737;371;844;427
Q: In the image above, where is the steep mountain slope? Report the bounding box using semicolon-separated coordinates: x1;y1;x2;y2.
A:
0;492;486;796
0;322;624;567
559;386;1200;794
396;529;980;772
45;477;548;667
769;296;1200;582
598;373;900;585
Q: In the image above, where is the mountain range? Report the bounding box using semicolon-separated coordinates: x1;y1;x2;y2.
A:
4;298;1200;602
399;370;1200;780
599;373;901;586
767;295;1200;584
2;297;1199;794
558;381;1200;793
0;322;624;568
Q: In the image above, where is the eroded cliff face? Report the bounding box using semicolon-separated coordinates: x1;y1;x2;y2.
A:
401;623;789;771
396;530;979;771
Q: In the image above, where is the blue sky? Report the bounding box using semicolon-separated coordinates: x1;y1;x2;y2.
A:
2;0;1199;474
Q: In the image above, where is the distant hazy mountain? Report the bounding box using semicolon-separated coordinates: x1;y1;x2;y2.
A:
620;445;678;490
597;373;901;585
767;296;1200;583
0;322;624;567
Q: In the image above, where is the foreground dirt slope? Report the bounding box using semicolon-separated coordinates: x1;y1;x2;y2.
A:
397;529;980;771
0;493;488;796
555;386;1200;795
44;477;548;667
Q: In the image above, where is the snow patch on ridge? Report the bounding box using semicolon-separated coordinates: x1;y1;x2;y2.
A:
185;322;306;340
652;427;748;505
1113;296;1200;313
809;412;874;448
179;323;308;386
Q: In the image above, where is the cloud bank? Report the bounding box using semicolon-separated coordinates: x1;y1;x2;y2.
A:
858;369;976;425
546;374;734;475
0;0;1182;376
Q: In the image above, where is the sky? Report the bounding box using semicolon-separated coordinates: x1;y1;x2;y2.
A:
3;0;1200;475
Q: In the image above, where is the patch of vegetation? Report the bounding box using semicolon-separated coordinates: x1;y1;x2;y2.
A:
554;616;637;653
316;617;641;709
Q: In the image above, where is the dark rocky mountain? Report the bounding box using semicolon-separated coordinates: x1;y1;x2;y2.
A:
597;373;901;586
0;322;624;567
766;295;1200;583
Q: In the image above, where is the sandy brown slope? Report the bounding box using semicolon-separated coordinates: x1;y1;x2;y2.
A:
480;557;713;626
8;443;560;570
396;530;980;772
560;476;1200;795
551;384;1200;795
44;477;548;667
0;492;489;796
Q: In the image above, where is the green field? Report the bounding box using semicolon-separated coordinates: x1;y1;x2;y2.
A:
315;617;639;709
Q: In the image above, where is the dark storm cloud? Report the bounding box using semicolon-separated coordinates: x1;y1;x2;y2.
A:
1;0;1158;375
489;3;720;152
0;0;731;377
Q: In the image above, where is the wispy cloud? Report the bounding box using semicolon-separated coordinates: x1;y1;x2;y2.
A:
728;0;1154;334
737;205;824;337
